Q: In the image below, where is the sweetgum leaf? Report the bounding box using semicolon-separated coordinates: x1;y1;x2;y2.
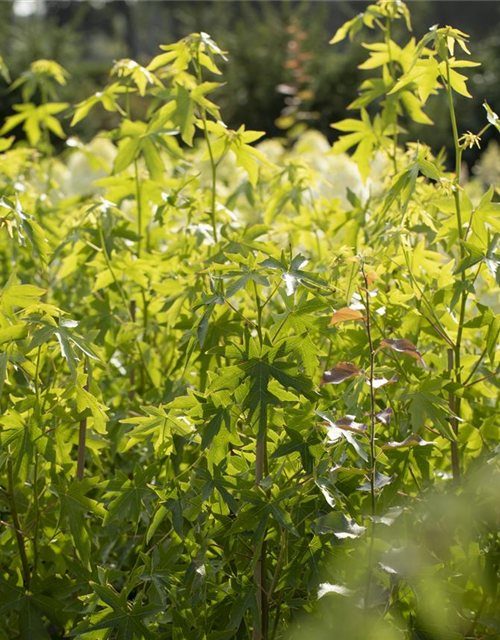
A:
329;307;365;326
321;362;361;385
375;407;393;425
383;434;435;450
379;338;423;361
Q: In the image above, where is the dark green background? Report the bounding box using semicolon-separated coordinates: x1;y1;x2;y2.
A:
1;1;499;163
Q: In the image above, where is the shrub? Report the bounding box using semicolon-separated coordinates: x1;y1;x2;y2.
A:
1;3;500;638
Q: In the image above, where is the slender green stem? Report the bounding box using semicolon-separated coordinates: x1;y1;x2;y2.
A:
34;345;41;407
272;313;289;343
8;460;30;589
99;224;130;314
445;54;469;484
196;51;218;244
386;17;398;174
134;159;144;258
77;361;88;481
76;412;87;481
254;281;263;347
253;439;268;638
362;264;377;609
399;243;454;347
225;298;258;330
98;223;153;387
253;287;268;640
202;119;218;244
125;79;149;340
463;341;488;387
447;349;461;484
133;156;150;338
32;345;42;573
40;84;54;192
129;299;137;399
261;280;281;310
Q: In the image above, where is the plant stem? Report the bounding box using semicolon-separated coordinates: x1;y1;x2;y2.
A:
129;299;136;399
196;51;218;244
77;414;87;481
445;54;466;485
203;119;218;245
362;264;377;609
386;17;398;174
98;223;153;388
77;362;89;481
7;460;30;589
125;79;149;350
253;427;268;640
447;349;461;484
254;281;263;347
134;159;143;258
253;299;268;640
133;158;150;339
32;345;42;572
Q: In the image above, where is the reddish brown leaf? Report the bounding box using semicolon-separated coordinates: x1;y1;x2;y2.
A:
329;307;366;326
321;362;361;385
379;338;423;361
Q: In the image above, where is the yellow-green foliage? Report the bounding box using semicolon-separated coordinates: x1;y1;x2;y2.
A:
0;4;500;639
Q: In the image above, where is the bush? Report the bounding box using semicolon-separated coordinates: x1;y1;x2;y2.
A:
1;2;500;638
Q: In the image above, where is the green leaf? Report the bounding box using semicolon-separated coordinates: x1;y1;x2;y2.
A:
75;385;108;434
114;137;141;173
141;138;164;181
19;599;51;640
174;85;195;146
0;352;7;397
56;479;106;566
408;390;456;441
103;466;156;525
0;324;28;346
146;505;169;544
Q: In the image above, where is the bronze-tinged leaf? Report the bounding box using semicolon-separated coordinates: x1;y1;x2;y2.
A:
375;408;393;425
379;338;423;361
329;307;365;326
321;362;361;385
331;416;367;436
365;373;398;389
366;271;377;289
382;434;434;450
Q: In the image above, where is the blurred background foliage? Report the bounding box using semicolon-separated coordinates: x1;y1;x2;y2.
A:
1;0;500;170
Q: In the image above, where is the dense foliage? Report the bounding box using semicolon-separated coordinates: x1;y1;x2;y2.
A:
1;2;500;638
